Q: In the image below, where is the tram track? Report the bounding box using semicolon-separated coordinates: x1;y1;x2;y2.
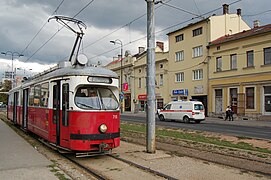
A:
1;113;271;179
122;132;271;177
60;152;178;180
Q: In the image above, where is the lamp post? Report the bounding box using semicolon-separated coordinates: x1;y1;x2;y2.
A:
1;51;24;88
110;39;123;113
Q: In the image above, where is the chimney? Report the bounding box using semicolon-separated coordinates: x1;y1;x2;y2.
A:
253;20;260;28
237;8;241;16
156;41;164;51
138;47;145;54
223;4;229;14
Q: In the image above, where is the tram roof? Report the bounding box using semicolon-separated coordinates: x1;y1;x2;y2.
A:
11;65;118;91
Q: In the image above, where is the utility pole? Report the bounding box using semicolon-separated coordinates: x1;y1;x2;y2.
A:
146;0;156;153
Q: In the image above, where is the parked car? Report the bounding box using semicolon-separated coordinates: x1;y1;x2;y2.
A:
157;100;205;123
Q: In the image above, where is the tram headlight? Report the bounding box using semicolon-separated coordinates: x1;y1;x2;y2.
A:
99;124;108;133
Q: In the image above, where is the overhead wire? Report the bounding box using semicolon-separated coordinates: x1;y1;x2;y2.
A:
89;0;242;61
24;0;95;62
193;0;202;16
243;9;271;17
60;0;172;61
21;0;65;55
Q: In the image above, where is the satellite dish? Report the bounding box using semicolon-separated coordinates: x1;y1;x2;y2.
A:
71;54;77;66
77;54;88;65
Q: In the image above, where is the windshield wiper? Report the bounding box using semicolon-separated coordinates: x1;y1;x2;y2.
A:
77;102;95;109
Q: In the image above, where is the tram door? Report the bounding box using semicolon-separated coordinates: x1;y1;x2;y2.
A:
13;92;19;124
53;81;61;145
22;89;29;129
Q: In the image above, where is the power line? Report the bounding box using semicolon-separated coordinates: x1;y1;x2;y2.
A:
83;0;172;50
159;1;204;19
21;0;65;55
193;0;202;16
243;9;271;17
88;0;243;62
60;0;172;61
24;0;95;62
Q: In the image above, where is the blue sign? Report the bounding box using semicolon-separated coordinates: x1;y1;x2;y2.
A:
119;94;124;100
172;89;188;96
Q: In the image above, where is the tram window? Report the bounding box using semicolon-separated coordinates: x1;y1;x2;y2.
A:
8;94;13;106
40;83;49;107
75;86;118;110
29;86;34;106
98;88;119;110
62;83;69;126
34;85;41;106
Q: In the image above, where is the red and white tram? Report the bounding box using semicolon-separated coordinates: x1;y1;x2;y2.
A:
7;62;120;155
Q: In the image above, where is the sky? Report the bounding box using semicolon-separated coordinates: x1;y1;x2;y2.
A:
0;0;270;79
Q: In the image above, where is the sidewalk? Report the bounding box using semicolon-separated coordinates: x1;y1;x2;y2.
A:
121;111;271;127
0;117;270;179
0;120;68;180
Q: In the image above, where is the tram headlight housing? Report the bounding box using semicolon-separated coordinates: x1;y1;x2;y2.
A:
99;124;108;133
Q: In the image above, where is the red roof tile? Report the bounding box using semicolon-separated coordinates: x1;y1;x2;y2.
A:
210;24;271;46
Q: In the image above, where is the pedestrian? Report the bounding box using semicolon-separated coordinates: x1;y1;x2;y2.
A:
229;106;234;121
225;106;231;121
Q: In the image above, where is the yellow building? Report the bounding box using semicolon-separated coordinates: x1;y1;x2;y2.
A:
105;42;168;113
167;4;250;115
133;42;169;112
105;50;136;113
208;23;271;120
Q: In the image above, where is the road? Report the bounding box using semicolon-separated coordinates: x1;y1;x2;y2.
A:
121;114;271;140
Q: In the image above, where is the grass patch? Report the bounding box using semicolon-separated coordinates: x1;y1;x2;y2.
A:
236;136;253;140
121;123;271;154
48;163;70;180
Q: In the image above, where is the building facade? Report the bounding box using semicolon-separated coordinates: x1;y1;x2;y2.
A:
208;23;271;119
167;4;250;115
105;42;168;113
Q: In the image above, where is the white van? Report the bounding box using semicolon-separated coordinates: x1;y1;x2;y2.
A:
157;100;205;123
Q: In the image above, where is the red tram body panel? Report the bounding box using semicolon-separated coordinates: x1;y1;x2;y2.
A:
7;63;120;155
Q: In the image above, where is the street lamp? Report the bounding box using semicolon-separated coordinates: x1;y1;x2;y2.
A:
1;51;24;88
110;39;123;112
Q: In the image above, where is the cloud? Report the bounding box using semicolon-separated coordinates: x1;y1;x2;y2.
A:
0;0;270;79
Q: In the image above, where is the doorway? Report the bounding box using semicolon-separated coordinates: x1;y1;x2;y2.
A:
22;89;29;129
53;81;61;145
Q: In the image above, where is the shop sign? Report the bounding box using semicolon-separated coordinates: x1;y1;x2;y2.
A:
138;94;147;100
172;89;188;96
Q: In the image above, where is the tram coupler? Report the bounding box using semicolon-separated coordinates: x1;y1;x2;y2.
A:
99;142;109;152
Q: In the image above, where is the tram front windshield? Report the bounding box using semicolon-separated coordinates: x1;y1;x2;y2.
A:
75;86;119;110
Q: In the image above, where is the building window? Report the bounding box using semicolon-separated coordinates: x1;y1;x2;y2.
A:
246;87;255;109
160;63;163;69
230;54;237;70
175;72;184;82
139;69;142;73
176;51;184;61
175;34;184;42
193;69;203;80
264;47;271;65
192;46;203;58
216;57;222;72
159;74;163;86
138;78;141;88
192;27;202;37
247;51;254;67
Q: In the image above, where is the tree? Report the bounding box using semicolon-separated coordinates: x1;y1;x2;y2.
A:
0;80;12;104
